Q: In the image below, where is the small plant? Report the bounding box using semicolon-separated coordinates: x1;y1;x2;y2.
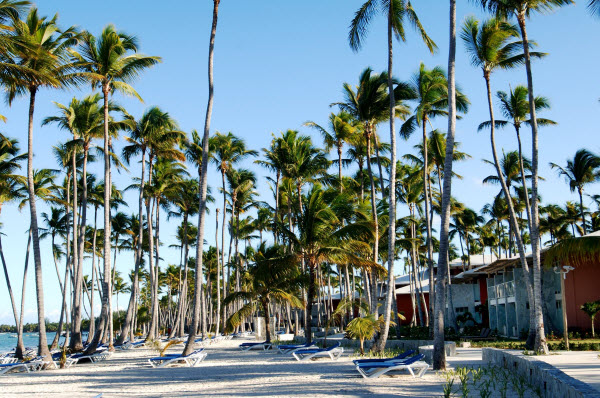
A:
346;314;384;355
580;300;600;338
478;380;492;398
443;376;455;398
511;374;528;398
454;366;471;398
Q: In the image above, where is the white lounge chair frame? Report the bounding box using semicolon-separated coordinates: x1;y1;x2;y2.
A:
292;346;343;361
356;360;429;378
148;350;207;368
239;342;272;351
277;343;317;354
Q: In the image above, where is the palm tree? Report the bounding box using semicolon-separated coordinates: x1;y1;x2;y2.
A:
280;185;378;344
348;0;435;350
43;93;127;349
73;25;160;353
479;0;574;356
183;0;221;357
168;178;200;337
478;85;554;227
462;16;544;348
256;134;287;240
224;244;303;343
401;63;468;339
39;206;67;349
6;8;79;358
432;0;457;371
550;149;600;235
209;131;257;335
335;68;415;315
118;107;181;344
304;111;357;192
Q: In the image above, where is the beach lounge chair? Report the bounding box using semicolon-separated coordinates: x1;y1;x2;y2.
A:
148;349;207;368
355;354;429;379
239;341;273;351
0;357;55;375
292;342;343;361
277;342;317;354
352;349;415;365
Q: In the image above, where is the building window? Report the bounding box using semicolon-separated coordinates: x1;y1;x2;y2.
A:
556;300;562;310
526;302;530;310
456;307;468;314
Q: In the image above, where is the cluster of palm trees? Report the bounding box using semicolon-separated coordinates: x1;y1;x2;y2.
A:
0;0;598;371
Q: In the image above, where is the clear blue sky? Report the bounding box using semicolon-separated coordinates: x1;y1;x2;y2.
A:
0;1;598;325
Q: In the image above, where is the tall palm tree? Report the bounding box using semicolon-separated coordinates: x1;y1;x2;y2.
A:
550;149;600;235
43;94;127;349
348;0;435;351
73;24;160;353
335;68;415;315
478;85;554;227
479;0;574;356
401;63;468;337
167;178;200;337
462;16;544;347
256;134;287;241
209;131;257;335
304;111;357;192
119;107;180;344
6;8;79;358
432;0;457;371
183;0;220;357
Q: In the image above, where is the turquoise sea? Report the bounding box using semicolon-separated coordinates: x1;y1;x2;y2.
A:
0;332;87;353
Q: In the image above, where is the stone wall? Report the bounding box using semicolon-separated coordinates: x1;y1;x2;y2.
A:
482;348;600;398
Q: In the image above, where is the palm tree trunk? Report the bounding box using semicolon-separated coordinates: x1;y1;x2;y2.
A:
578;188;587;235
364;129;379;314
214;208;221;334
118;150;146;344
0;234;20;345
85;83;112;354
73;147;89;349
183;0;219;356
70;134;81;351
88;207;99;342
432;0;455;371
26;88;50;359
50;232;64;350
516;14;548;355
218;170;227;335
16;231;31;358
485;71;537;348
377;9;397;352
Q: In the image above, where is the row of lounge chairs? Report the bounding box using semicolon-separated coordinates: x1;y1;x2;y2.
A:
235;340;428;378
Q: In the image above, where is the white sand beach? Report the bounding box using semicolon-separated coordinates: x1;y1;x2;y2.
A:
0;339;452;397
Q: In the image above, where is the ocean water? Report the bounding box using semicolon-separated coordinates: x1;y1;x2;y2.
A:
0;332;78;353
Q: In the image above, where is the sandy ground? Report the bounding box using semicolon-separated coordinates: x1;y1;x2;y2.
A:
0;339;451;398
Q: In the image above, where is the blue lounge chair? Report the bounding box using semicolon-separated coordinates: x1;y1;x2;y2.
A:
292;342;343;361
355;354;429;378
352;349;415;365
277;342;317;354
239;341;272;351
148;349;207;368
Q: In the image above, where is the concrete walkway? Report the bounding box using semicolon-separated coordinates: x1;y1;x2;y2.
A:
534;350;600;393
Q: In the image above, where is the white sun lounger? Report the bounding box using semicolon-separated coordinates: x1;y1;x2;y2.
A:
355;354;429;378
239;341;273;351
148;349;207;368
277;342;317;354
292;342;343;361
0;357;55;375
